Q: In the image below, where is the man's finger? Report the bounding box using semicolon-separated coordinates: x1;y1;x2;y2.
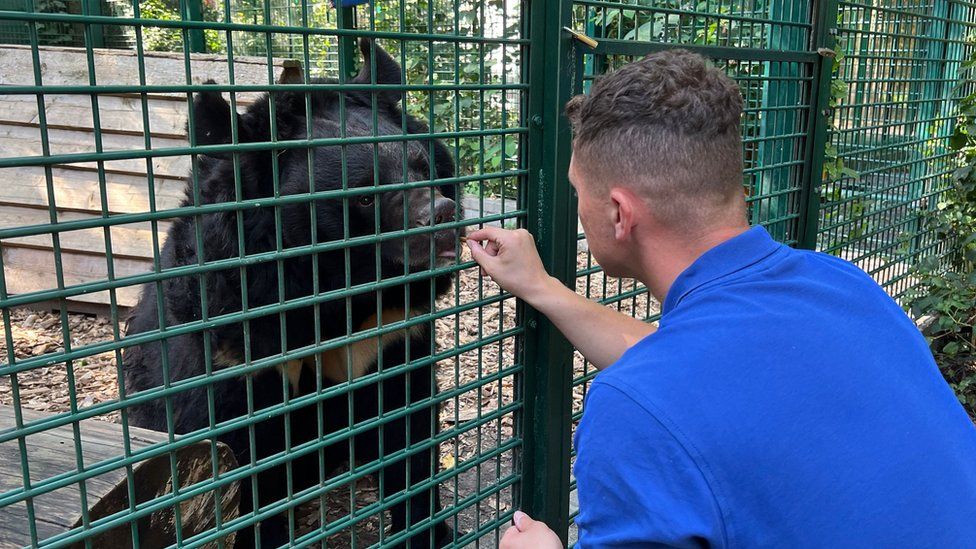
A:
466;225;509;243
513;510;533;532
467;240;497;271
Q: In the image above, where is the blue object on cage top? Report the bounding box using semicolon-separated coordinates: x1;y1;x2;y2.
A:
331;0;370;7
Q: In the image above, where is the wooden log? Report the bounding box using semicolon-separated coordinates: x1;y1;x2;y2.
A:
0;405;240;548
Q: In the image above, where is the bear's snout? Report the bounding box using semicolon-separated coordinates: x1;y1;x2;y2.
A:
412;194;456;227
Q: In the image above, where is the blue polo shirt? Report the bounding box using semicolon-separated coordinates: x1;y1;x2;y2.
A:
573;226;976;548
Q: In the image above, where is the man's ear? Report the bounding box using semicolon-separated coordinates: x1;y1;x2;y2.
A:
609;187;639;241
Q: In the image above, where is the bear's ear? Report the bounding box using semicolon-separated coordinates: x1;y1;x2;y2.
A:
348;38;404;108
189;81;253;157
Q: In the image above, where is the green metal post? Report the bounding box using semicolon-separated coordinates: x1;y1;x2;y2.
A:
797;0;840;250
83;0;103;48
754;0;806;241
338;6;358;79
186;0;206;53
520;0;577;542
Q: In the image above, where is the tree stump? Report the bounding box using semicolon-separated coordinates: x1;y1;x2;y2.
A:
0;405;240;548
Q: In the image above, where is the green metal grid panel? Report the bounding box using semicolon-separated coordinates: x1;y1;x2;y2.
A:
0;0;90;46
0;0;30;42
542;0;976;542
0;0;526;546
551;0;831;543
818;0;976;299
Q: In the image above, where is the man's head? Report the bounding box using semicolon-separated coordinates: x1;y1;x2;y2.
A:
565;49;747;279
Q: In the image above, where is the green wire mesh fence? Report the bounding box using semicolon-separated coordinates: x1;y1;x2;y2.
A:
0;0;524;546
556;0;975;544
566;0;819;540
0;0;973;547
818;0;976;299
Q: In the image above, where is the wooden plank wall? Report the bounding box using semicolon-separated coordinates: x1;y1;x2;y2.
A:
0;45;290;312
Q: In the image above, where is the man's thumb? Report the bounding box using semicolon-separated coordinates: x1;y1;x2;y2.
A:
467;239;493;265
513;510;533;532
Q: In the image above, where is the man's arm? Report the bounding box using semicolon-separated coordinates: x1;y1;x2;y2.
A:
467;227;655;370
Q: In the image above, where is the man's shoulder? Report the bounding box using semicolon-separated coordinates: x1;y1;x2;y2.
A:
592;344;695;419
787;246;882;280
676;243;897;321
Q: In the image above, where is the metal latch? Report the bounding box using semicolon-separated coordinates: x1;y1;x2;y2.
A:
563;27;599;49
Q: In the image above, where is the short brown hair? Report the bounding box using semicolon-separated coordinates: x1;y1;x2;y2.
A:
565;49;745;228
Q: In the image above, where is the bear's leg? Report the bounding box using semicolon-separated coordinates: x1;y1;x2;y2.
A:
228;372;296;548
371;336;452;548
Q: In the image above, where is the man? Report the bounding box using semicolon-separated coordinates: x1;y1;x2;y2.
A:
466;50;976;547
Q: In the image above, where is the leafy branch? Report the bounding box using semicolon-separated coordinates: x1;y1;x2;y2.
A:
906;38;976;416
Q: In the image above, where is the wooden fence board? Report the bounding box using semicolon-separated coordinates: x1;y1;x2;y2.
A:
0;45;294;311
0;93;192;137
0;205;173;259
0;124;190;179
0;167;185;214
1;246;152;307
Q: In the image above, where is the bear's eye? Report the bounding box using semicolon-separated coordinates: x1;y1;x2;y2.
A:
357;195;374;207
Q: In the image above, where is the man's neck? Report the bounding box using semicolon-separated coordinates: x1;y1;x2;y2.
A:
640;225;750;303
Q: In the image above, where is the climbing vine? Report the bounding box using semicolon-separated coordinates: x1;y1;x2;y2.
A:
906;41;976;418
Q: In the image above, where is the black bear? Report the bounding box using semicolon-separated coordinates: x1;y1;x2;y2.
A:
122;39;459;548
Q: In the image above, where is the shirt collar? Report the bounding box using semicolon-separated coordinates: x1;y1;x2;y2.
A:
661;225;783;315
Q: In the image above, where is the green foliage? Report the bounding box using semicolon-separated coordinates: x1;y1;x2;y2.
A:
586;0;767;48
907;157;976;358
907;49;976;413
113;0;224;52
821;36;858;184
35;0;77;45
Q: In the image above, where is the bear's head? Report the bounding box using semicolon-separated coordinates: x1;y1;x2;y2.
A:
189;38;461;271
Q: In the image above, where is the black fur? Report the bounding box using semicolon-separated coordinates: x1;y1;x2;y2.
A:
122;39;459;548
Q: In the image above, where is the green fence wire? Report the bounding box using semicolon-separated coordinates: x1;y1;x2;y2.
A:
544;0;975;544
818;0;976;299
0;0;973;547
0;0;524;546
560;1;821;540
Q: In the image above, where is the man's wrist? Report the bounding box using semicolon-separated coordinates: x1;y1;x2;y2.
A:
522;275;567;310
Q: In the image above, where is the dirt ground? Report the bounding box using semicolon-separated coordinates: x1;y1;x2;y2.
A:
0;247;657;547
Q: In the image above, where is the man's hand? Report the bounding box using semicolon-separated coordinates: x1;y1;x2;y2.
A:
500;511;562;549
466;227;556;303
467;225;655;370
